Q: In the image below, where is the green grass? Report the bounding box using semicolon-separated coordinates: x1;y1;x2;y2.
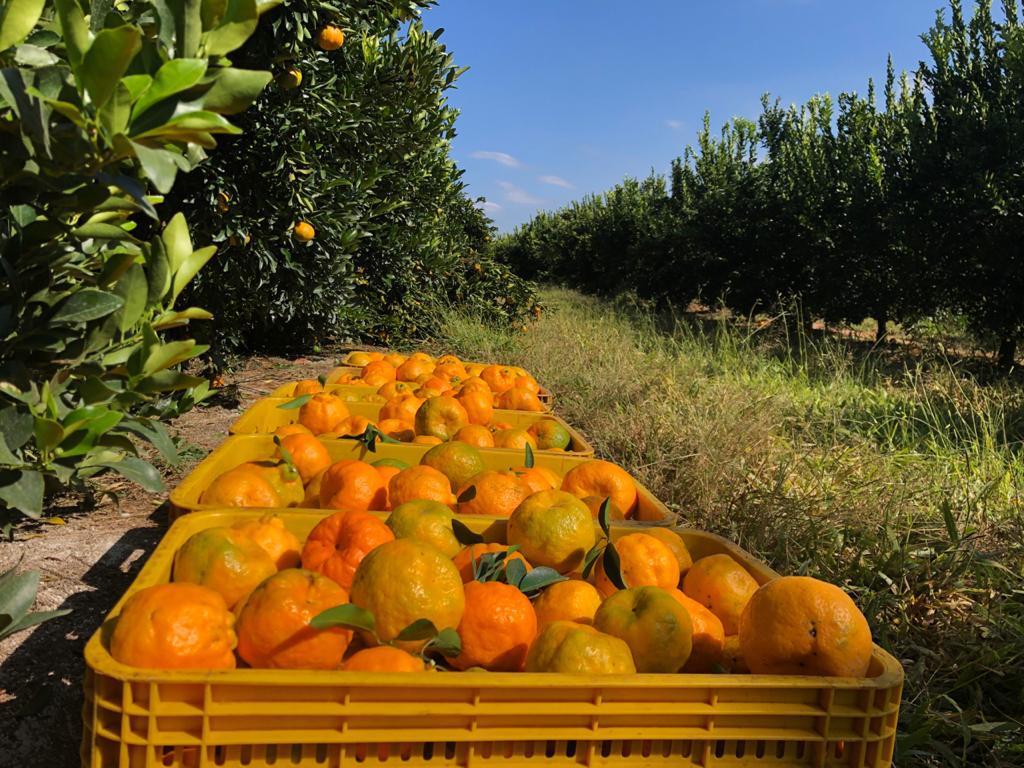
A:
436;287;1024;768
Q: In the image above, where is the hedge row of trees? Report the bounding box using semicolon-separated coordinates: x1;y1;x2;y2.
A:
495;0;1024;366
168;0;535;356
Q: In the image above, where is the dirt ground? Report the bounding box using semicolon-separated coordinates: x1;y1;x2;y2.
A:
0;354;336;768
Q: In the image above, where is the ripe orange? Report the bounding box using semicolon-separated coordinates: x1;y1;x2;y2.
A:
110;583;236;669
497;387;545;412
682;554;759;635
299;393;349;435
420;441;486;490
412;435;443;446
642;528;694;575
396;357;434;382
361;360;397;387
525;621;636;674
669;589;726;673
250;461;304;507
380;394;425;424
377;380;416;399
458;376;491;396
532;579;602;626
492;428;538;450
456;470;530;517
414;396;469;441
317;25;345;50
527;420;571;451
580;495;627;520
276;433;331;483
232;514;302;569
435;354;463;367
375;464;402;509
387;499;461;557
456;388;494;426
721;634;749;673
332;414;374;437
345;351;373;366
739;576;873;677
513;465;561;494
173;527;277;609
199;465;281;508
301;509;395;591
453;423;495;447
561;460;638;518
593;532;680;597
507;490;596;573
594;586;693;673
377;418;415;442
480;365;517;394
293;379;322;396
389;465;457;508
293;221;315;241
451;581;538;671
318;460;387;511
513;375;540;394
452;543;533;583
235;569;351;669
350;539;466;646
273;423;312;438
383;352;406;368
341;646;427;672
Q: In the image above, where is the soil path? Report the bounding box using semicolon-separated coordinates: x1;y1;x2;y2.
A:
0;354;333;768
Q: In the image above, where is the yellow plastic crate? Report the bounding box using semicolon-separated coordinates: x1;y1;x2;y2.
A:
270;379;555;407
169;435;670;524
228;398;593;457
81;509;903;768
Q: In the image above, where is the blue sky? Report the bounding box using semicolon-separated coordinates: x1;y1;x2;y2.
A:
424;0;951;232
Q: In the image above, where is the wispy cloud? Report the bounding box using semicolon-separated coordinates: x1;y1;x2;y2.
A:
666;119;685;131
497;181;543;206
470;150;522;168
538;175;574;189
475;200;502;214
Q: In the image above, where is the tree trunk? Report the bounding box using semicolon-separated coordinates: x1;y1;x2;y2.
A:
997;337;1017;369
875;314;888;343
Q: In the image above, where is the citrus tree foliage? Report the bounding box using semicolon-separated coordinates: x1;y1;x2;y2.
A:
497;1;1024;364
0;0;272;530
168;0;535;355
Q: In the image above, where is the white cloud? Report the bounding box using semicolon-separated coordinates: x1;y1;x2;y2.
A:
538;175;574;189
497;181;543;206
470;150;522;168
666;119;684;130
475;200;502;213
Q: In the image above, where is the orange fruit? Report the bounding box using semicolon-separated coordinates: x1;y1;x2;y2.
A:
412;435;443;446
235;569;351;669
333;414;374;437
738;576;873;677
273;423;312;438
457;376;491;397
497;387;545;412
319;460;387;511
682;554;759;635
492;428;538;450
303;468;327;507
199;465;281;508
513;465;561;494
420;441;486;490
293;379;322;396
593;532;680;597
452;543;533;583
388;465;457;508
341;646;427;672
513;375;540;394
456;470;530;517
317;25;345;50
387;499;461;557
451;581;537;671
527;420;571;451
380;394;425;423
109;583;236;669
350;539;466;646
669;589;726;673
561;460;638;519
173;527;277;609
377;380;416;399
250;461;304;507
232;514;301;569
293;221;315;241
594;586;693;672
490;420;513;431
643;528;694;575
507;490;596;573
396;358;434;382
721;634;749;673
532;579;602;626
414;396;469;441
456;388;494;426
344;351;373;366
525;621;636;674
435;354;463;367
373;464;402;508
580;495;627;520
276;433;331;483
480;365;517;394
453;423;495;447
301;509;395;591
361;360;397;387
377;418;415;442
383;352;406;368
299;393;349;435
